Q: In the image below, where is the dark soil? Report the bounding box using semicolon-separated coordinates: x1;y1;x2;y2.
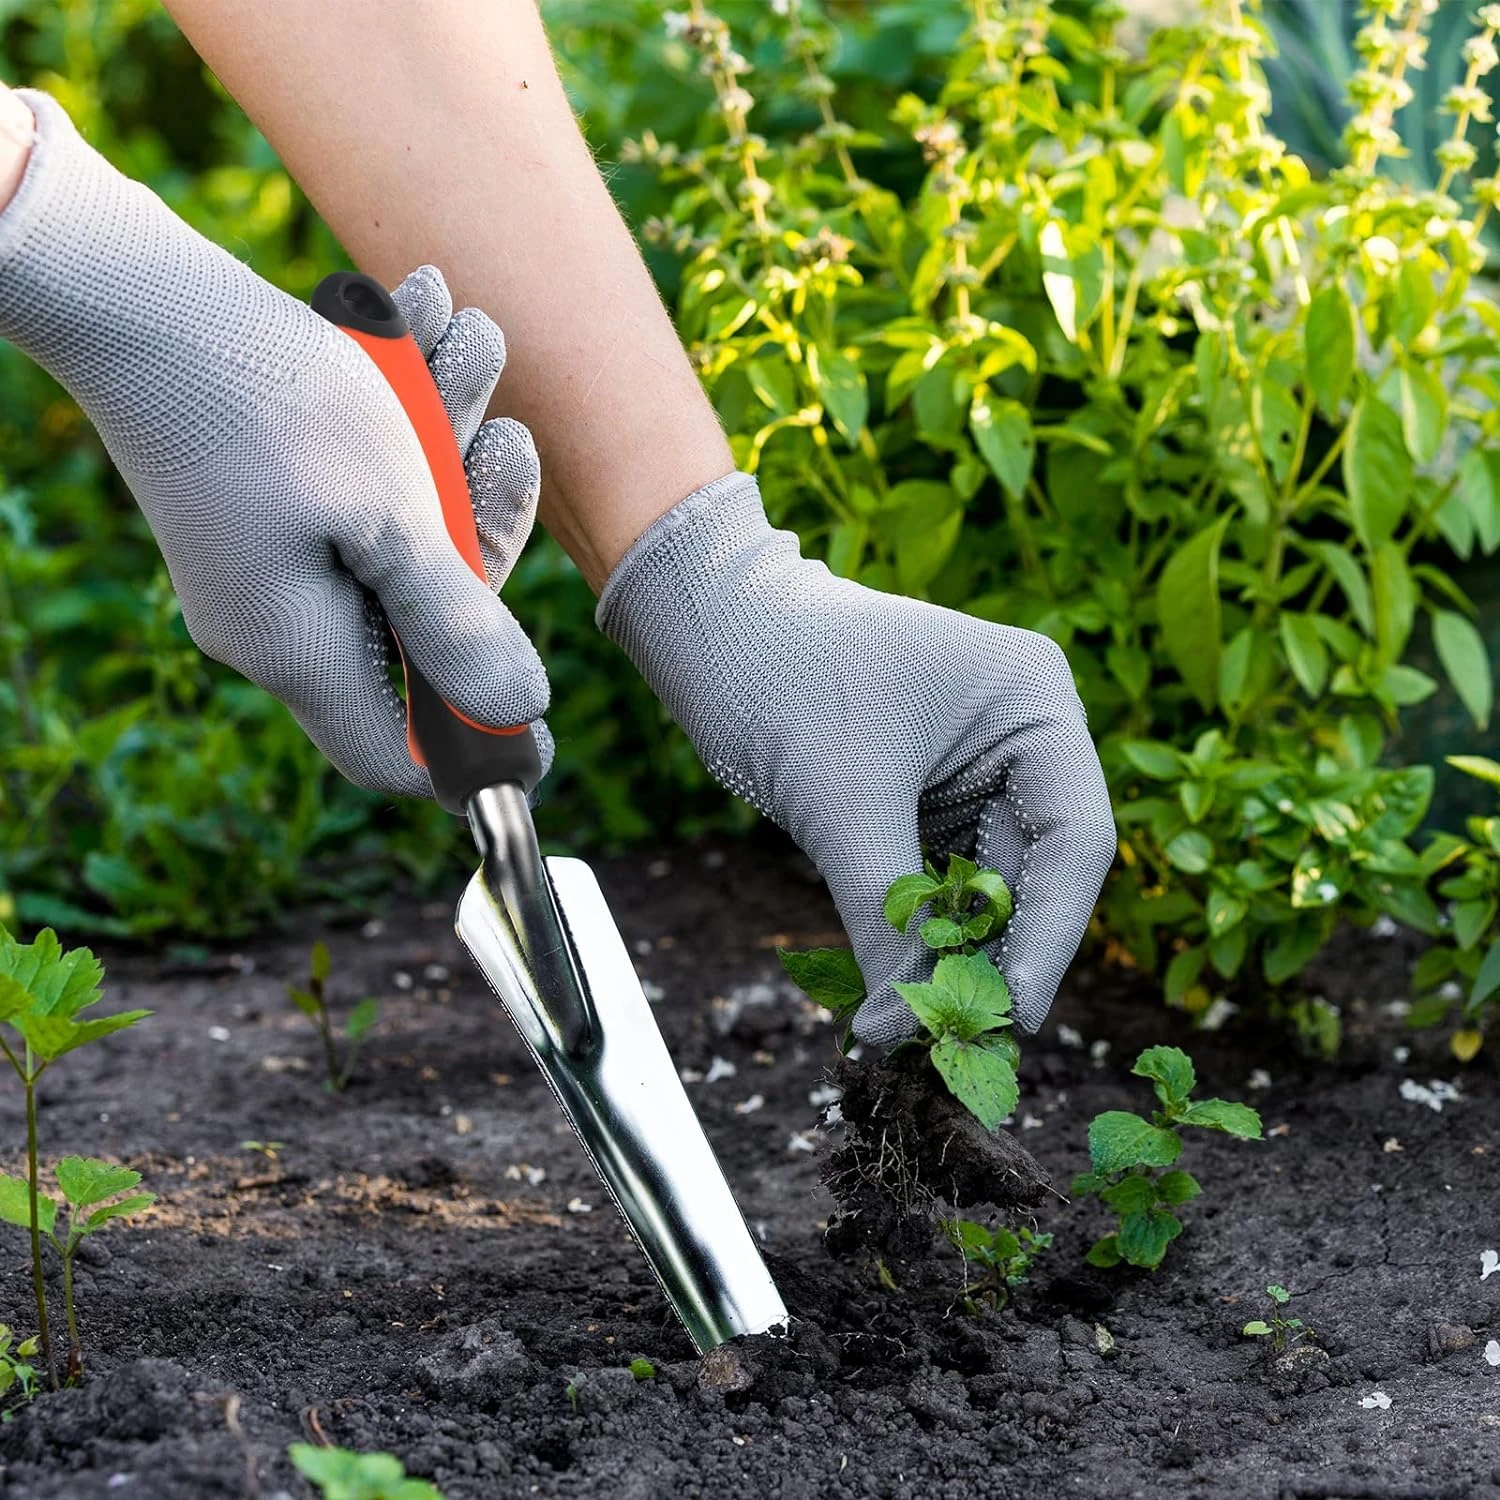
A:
1;834;1498;1500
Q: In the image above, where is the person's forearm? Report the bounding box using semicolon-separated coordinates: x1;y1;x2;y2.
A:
160;0;732;593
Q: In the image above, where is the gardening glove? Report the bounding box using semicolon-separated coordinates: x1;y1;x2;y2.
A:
0;91;548;798
598;473;1117;1040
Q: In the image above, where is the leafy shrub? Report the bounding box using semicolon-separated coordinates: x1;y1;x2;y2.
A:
780;858;1019;1128
636;0;1500;1037
1071;1045;1261;1269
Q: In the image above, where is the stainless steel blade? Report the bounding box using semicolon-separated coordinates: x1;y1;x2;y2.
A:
455;830;788;1353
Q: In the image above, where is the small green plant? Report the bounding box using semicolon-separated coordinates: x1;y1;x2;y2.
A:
289;941;380;1093
0;1326;40;1421
240;1139;286;1161
943;1218;1053;1312
1241;1284;1311;1351
1071;1046;1262;1270
780;858;1019;1128
1408;755;1500;1060
289;1444;443;1500
0;927;149;1387
628;1357;657;1381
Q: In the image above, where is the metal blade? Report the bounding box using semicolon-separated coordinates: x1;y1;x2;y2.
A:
456;853;788;1352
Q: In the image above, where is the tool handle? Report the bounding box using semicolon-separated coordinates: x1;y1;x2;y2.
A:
312;271;543;814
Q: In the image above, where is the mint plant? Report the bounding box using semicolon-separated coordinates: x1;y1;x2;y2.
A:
943;1218;1052;1312
0;1325;40;1420
0;927;148;1387
1242;1284;1311;1352
1072;1046;1262;1270
780;858;1020;1129
289;1444;443;1500
289;941;380;1093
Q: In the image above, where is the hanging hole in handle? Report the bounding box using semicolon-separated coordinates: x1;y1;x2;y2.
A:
310;271;407;340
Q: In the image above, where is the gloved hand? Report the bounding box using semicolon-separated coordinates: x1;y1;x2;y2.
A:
598;473;1116;1040
0;91;547;798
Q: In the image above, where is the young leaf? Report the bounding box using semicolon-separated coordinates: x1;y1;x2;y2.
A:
1179;1098;1263;1138
1397;364;1446;466
54;1157;142;1209
1130;1045;1197;1110
1087;1111;1182;1173
1468;939;1500;1011
1085;1234;1123;1269
288;987;322;1020
1432;610;1493;731
894;951;1012;1041
1099;1174;1155;1216
1305;281;1356;416
0;1173;55;1236
345;998;380;1043
1116;1208;1183;1269
1242;1320;1274;1336
931;1034;1019;1131
1344;396;1411;551
970;393;1035;500
16;1009;150;1063
83;1194;155;1232
884;873;941;933
778;947;866;1021
309;941;332;985
965;869;1014;926
1279;612;1329;697
1267;1284;1291;1304
919;917;966;951
1154;1169;1201;1205
1156;517;1226;713
813;348;868;445
0;928;105;1020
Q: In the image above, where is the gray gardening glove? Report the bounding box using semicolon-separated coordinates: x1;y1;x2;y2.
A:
0;91;547;798
599;473;1116;1039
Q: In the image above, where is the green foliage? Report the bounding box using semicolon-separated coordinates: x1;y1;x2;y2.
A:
781;859;1019;1130
1405;754;1500;1057
1241;1282;1311;1351
0;1325;40;1420
0;927;149;1385
288;1445;444;1500
1072;1045;1261;1270
943;1218;1052;1311
628;1356;657;1380
290;941;380;1093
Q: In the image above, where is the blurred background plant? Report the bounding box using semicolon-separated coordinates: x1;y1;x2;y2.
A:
0;0;1495;1060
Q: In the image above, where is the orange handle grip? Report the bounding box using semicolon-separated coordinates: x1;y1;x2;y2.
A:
312;272;542;813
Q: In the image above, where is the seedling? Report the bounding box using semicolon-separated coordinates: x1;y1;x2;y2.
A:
780;858;1019;1130
240;1140;286;1161
289;941;380;1093
288;1444;444;1500
628;1357;656;1380
943;1218;1052;1312
0;926;149;1387
1242;1284;1311;1352
1071;1045;1262;1270
0;1325;40;1420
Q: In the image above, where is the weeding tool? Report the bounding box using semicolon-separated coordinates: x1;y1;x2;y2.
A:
313;271;788;1353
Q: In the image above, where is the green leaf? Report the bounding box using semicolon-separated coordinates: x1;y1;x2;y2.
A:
1242;1320;1273;1336
1310;543;1374;635
1267;1284;1291;1304
1455;447;1500;553
1116;1208;1183;1269
15;1010;150;1063
1279;613;1328;698
1163;829;1212;875
0;1173;55;1236
1397;364;1446;466
1370;542;1416;665
895;951;1012;1041
289;1445;443;1500
777;947;866;1022
1131;1045;1197;1109
1155;1169;1201;1205
813;348;868;444
1040;220;1079;341
0;928;105;1020
345;998;380;1043
1164;946;1205;1007
1305;281;1357;417
1085;1234;1123;1268
879;481;963;593
83;1194;154;1232
1432;610;1493;731
54;1157;142;1209
1448;755;1500;789
964;870;1014;927
1470;939;1500;1010
919;916;966;951
1390;258;1437;347
1099;1174;1154;1216
884;873;941;933
1179;1098;1262;1138
970;394;1035;500
1344;396;1411;551
288;987;322;1020
1087;1111;1182;1173
1207;887;1248;938
1157;517;1227;713
1122;741;1181;779
309;941;331;985
931;1034;1020;1131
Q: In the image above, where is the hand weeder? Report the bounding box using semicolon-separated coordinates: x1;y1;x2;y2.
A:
312;272;787;1353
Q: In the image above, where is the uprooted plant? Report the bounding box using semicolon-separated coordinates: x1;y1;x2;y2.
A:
289;940;380;1093
0;926;149;1387
781;860;1049;1263
1071;1045;1262;1270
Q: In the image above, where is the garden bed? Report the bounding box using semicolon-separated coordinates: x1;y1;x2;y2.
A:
0;835;1496;1500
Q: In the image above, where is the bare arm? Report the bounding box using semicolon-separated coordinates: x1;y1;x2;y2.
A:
160;0;733;591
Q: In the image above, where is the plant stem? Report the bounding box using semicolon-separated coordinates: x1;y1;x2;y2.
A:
317;1003;341;1093
61;1246;81;1382
24;1071;54;1391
